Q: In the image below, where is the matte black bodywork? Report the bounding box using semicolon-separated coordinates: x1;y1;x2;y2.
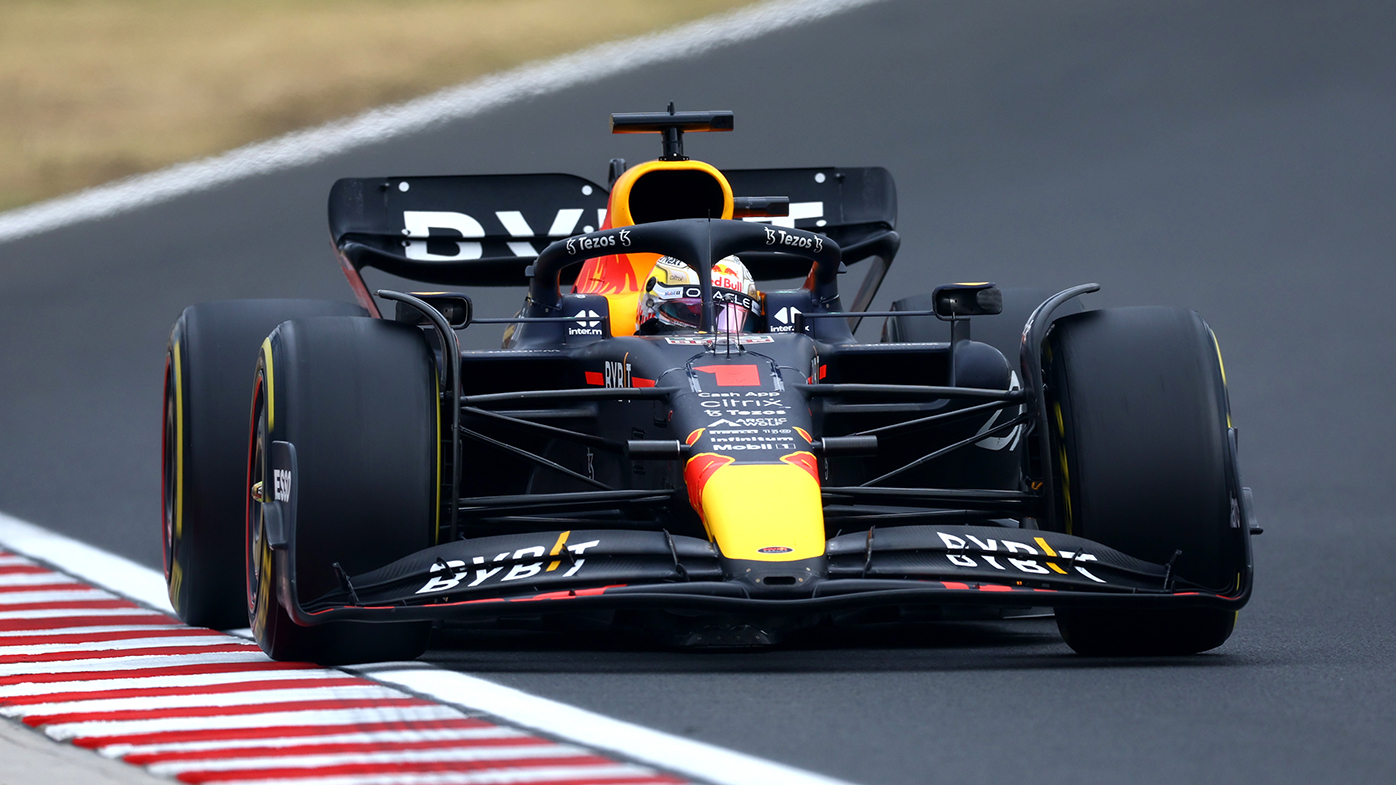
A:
258;150;1255;640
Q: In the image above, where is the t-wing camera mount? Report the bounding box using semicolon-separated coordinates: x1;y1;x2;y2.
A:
610;103;734;161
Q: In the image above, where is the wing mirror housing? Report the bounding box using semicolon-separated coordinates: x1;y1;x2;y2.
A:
395;292;473;329
933;283;1002;318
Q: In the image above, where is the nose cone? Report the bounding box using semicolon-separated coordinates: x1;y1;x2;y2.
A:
687;459;826;562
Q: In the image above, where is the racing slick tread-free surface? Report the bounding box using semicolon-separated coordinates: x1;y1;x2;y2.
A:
1046;306;1238;655
249;316;434;664
164;299;366;630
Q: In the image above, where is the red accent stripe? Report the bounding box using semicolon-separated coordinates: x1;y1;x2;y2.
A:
25;695;433;728
939;581;970;590
0;565;55;575
124;734;547;765
172;755;618;784
584;371;605;386
71;718;491;749
512;585;620;602
4;677;369;706
0;627;225;648
24;696;433;727
0;642;259;666
632;377;657;387
977;584;1014;592
0;614;178;632
0;660;316;687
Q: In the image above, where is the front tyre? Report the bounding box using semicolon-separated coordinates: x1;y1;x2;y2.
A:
1045;307;1243;656
163;299;365;629
248;317;436;664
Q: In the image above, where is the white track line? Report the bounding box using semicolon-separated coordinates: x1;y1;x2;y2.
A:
0;607;166;621
100;727;528;759
146;745;589;776
6;684;408;718
203;766;669;785
0;572;79;586
42;704;473;741
0;515;172;613
1;510;859;785
0;0;885;245
0;668;354;697
0;649;276;678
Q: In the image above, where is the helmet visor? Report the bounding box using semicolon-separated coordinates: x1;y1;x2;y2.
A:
655;298;703;328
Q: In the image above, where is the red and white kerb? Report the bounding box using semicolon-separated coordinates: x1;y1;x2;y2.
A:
0;550;685;785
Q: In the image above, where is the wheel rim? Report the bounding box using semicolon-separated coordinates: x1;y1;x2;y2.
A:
161;352;177;582
247;371;271;635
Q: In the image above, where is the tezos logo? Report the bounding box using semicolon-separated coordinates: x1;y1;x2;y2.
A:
566;228;630;256
758;546;794;554
764;228;822;252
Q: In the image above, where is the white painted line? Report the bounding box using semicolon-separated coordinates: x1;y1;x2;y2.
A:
0;607;164;621
0;668;350;698
0;589;117;605
356;666;856;785
0;513;173;613
5;684;407;718
0;635;246;656
100;727;526;760
146;744;587;776
43;704;471;741
0;555;34;567
200;765;665;785
0;572;79;587
0;0;886;245
0;650;274;678
0;623;188;638
1;510;861;785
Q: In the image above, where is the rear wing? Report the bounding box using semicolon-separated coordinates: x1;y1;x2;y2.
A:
328;166;897;290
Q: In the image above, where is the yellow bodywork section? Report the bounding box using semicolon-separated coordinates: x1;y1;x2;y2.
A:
700;463;825;562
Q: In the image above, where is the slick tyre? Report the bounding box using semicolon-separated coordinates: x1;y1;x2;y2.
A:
163;299;366;629
248;317;436;664
1045;307;1241;656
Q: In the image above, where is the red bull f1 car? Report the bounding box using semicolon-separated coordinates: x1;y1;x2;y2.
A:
162;108;1258;663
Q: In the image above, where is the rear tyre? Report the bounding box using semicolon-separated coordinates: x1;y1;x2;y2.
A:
248;317;435;664
1045;307;1241;655
163;299;366;629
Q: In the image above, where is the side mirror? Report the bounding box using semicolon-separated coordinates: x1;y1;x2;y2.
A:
933;283;1002;318
395;292;473;329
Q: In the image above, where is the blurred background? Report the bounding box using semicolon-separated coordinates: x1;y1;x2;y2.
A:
0;0;753;210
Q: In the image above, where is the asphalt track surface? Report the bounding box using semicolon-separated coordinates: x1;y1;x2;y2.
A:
1;1;1393;783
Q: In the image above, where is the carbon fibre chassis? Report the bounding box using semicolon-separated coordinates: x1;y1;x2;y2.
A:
260;436;1254;625
256;276;1256;627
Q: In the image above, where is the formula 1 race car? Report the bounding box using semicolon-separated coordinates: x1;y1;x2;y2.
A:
162;108;1257;664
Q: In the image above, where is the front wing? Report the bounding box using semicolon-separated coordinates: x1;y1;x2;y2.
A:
270;524;1251;626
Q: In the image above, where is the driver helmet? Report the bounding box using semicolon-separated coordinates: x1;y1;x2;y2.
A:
636;255;761;334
